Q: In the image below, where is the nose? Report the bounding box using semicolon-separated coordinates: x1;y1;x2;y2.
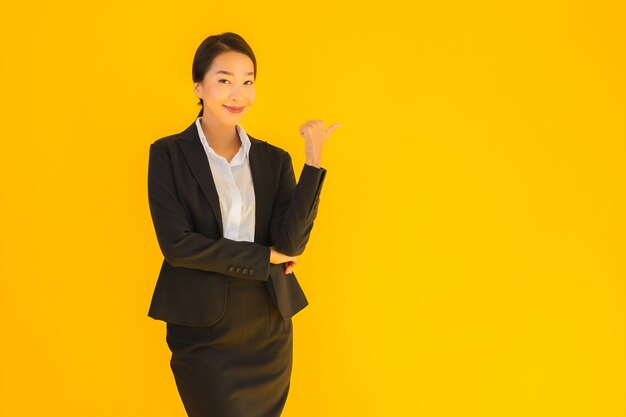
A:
229;86;244;102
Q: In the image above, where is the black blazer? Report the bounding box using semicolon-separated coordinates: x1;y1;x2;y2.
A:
147;120;327;326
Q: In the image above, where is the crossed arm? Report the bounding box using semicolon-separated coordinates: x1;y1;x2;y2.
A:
147;142;326;281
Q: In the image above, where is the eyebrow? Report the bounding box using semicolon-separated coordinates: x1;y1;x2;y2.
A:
215;70;254;76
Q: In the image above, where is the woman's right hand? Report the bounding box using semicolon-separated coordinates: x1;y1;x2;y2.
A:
270;246;299;265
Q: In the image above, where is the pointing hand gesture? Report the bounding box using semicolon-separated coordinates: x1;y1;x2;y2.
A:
298;120;341;168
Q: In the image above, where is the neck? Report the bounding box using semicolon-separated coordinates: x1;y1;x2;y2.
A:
200;116;240;150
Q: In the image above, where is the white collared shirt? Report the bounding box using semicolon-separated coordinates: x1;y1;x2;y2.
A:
195;117;256;242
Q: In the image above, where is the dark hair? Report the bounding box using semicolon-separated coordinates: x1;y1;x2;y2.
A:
192;32;257;118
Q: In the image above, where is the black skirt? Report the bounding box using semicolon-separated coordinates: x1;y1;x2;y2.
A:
166;276;293;417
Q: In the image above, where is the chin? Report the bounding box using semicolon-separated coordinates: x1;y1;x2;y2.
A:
207;112;243;126
224;114;247;124
222;116;243;125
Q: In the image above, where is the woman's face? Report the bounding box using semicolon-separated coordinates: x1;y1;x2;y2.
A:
194;51;256;126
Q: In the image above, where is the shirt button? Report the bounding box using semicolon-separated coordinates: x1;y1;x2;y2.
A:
228;266;235;273
249;268;255;275
235;267;241;273
242;268;248;275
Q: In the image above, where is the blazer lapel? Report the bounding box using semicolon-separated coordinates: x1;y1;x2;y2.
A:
177;121;224;236
248;135;274;244
176;120;275;244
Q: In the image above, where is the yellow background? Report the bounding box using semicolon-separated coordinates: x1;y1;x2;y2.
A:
1;1;625;416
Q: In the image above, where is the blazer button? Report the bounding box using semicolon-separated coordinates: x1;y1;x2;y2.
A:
235;267;241;273
228;266;235;273
249;268;255;275
242;268;248;275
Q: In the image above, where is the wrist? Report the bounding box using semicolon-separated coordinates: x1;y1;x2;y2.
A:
305;158;322;168
305;149;323;168
305;143;322;157
269;246;275;264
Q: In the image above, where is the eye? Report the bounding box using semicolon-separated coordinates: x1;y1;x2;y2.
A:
218;79;254;85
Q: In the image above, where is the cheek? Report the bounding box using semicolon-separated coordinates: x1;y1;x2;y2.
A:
207;84;228;100
210;91;227;103
247;88;256;102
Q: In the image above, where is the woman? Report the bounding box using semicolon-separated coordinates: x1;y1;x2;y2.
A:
146;32;340;417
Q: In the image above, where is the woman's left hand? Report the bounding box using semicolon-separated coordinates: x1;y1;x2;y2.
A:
299;120;341;167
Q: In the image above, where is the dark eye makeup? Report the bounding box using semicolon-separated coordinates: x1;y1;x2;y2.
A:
218;79;254;85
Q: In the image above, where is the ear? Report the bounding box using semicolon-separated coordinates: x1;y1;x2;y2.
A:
193;82;202;98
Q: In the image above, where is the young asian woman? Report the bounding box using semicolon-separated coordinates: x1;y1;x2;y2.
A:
146;32;341;417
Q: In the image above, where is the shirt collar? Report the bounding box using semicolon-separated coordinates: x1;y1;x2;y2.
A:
195;117;251;162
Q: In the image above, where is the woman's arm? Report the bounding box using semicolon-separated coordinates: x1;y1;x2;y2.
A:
269;120;339;256
147;141;272;281
268;150;327;256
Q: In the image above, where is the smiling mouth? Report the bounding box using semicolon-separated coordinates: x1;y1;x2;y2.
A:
224;105;245;112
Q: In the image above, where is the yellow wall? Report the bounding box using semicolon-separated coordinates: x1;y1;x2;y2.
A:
1;1;625;416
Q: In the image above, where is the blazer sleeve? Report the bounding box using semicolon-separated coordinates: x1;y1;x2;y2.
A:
269;150;327;256
147;142;272;281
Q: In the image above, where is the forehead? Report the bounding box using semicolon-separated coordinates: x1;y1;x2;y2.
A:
211;51;254;75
